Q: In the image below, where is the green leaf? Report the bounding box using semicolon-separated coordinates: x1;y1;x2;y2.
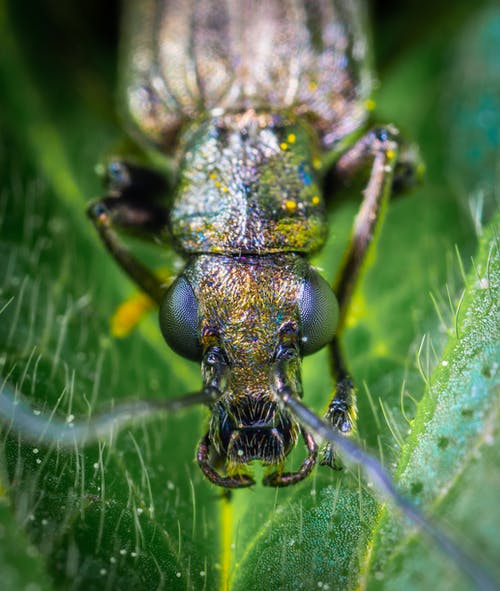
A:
0;491;56;591
364;212;500;590
0;2;498;590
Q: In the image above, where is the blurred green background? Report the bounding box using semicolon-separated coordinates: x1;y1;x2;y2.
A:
0;1;498;590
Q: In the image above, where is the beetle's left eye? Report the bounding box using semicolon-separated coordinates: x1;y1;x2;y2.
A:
159;276;202;361
298;271;338;355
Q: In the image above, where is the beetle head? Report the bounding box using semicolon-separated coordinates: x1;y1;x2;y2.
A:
159;254;338;487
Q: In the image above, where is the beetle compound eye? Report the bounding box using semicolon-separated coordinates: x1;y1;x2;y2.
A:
298;271;339;355
159;276;202;361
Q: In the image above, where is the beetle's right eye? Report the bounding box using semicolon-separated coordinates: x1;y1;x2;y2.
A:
298;270;338;356
159;276;202;361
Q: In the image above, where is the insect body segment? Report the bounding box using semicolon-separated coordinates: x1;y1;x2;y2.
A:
123;0;371;151
170;115;327;255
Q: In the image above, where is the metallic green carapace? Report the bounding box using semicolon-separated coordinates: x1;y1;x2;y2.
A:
171;115;327;255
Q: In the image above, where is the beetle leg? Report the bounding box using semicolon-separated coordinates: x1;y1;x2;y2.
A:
197;433;256;489
263;428;317;487
322;127;420;467
87;160;171;305
320;337;356;467
333;127;402;324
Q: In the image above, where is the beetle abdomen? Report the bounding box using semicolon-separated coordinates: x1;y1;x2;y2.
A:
122;0;372;150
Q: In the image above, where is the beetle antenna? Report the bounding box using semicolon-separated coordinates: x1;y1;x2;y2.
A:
273;384;496;591
0;383;214;448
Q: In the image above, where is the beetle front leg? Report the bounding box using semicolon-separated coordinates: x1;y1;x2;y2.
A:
87;160;171;305
320;337;357;467
322;127;418;467
263;428;317;487
197;434;256;489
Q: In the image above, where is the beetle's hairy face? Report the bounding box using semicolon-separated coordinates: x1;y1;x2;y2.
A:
205;338;302;468
191;254;306;470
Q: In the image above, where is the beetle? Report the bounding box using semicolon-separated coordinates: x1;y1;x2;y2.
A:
1;4;497;587
83;0;419;488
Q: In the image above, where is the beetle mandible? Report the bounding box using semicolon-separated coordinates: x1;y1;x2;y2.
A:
86;0;418;488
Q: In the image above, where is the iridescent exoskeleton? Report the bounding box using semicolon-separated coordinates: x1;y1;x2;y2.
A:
86;0;418;487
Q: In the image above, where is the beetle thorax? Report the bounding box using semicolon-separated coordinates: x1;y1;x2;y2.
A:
170;114;328;255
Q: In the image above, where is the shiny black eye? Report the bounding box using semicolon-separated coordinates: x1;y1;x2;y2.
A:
298;271;338;355
159;276;202;361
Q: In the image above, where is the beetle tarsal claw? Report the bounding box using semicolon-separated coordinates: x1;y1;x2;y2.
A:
262;428;317;487
319;377;357;468
197;432;256;489
319;444;343;470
